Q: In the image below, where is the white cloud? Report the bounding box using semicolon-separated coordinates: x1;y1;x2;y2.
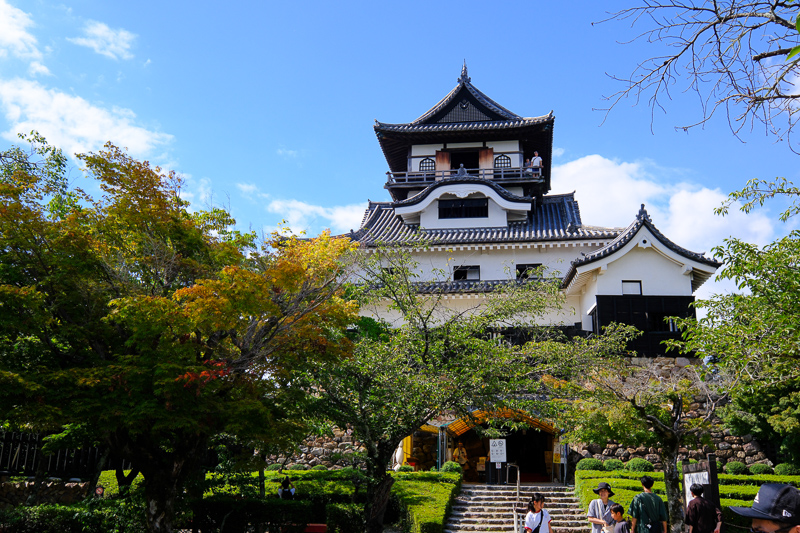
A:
27;61;50;77
0;78;173;158
552;147;565;158
265;199;367;234
0;0;41;61
236;183;261;196
276;147;299;158
68;20;136;60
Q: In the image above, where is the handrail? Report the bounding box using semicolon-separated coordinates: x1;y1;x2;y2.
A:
385;167;543;184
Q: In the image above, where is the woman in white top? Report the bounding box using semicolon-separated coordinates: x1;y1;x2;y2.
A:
587;482;616;533
524;493;553;533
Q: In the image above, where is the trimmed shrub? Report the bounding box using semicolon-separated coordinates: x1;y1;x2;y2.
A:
625;458;654;472
725;461;748;475
576;458;604;471
398;465;414;472
192;497;312;533
775;464;800;476
327;503;364;533
312;465;329;471
604;459;625;471
266;463;284;471
440;461;462;474
0;502;147;533
289;464;310;471
749;464;773;475
391;474;461;533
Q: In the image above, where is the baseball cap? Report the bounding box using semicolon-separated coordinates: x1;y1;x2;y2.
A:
730;484;800;524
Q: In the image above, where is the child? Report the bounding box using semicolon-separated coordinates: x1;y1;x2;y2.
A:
524;493;553;533
611;503;630;533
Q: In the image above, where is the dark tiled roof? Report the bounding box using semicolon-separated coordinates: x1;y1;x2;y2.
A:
349;192;620;247
391;176;532;207
412;279;536;294
374;115;554;135
561;204;722;288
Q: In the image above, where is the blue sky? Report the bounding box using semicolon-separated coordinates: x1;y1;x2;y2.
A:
1;0;797;299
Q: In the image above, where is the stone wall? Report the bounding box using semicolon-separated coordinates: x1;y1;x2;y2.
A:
0;481;88;510
268;427;366;469
571;356;771;471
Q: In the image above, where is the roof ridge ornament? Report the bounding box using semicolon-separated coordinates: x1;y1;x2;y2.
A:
459;60;470;84
637;203;652;223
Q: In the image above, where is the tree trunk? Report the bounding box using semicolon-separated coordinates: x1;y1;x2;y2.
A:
364;473;395;533
141;464;183;533
115;465;140;497
661;445;684;533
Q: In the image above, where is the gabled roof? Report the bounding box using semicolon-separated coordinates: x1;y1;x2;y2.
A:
561;205;722;290
373;64;555;188
348;192;619;247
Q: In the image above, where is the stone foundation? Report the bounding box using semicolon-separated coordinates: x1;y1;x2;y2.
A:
571;357;771;471
267;428;367;469
0;481;89;510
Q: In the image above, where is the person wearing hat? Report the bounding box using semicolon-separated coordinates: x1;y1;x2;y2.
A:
588;482;617;533
730;483;800;533
686;483;722;533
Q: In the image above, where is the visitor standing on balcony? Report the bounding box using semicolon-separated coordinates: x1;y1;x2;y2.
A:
531;151;543;173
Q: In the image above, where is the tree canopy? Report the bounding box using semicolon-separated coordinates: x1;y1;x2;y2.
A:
603;1;800;148
0;136;358;532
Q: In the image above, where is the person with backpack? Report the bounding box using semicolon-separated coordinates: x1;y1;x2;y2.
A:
629;476;667;533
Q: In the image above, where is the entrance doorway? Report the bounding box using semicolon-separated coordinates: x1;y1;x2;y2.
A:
450;423;554;483
450;151;479;170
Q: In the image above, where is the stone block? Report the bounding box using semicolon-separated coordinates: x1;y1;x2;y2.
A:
311;447;325;456
646;454;660;463
741;434;753;444
744;442;761;455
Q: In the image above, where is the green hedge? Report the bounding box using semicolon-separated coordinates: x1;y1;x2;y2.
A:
327;503;364;533
390;471;462;533
191;496;313;533
0;502;147;533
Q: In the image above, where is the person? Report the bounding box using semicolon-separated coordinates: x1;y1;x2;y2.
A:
730;483;800;533
588;482;617;533
525;493;553;533
453;441;469;473
531;151;543;173
524;158;533;174
629;476;667;533
611;504;630;533
278;475;295;500
685;483;722;533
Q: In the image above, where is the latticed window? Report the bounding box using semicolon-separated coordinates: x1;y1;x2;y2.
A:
494;155;512;168
419;158;435;172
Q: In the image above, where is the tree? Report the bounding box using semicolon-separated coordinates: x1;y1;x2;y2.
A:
547;327;729;533
670;178;800;465
304;245;569;533
0;137;358;532
602;1;800;149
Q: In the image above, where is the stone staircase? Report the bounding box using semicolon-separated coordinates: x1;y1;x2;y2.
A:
444;484;586;533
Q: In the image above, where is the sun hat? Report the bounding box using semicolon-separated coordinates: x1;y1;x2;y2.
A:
730;484;800;524
593;482;615;497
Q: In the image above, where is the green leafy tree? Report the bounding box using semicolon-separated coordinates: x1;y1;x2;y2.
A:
305;245;627;533
671;178;800;465
547;331;727;533
0;137;358;532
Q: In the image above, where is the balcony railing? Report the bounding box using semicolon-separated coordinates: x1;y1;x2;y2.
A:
385;167;544;185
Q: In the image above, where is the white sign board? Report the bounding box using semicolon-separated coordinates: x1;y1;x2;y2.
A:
490;439;507;463
684;471;709;505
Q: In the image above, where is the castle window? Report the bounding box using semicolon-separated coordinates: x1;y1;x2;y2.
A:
494;155;512;169
439;198;488;219
516;263;542;279
419;158;435;172
454;265;480;281
622;280;642;295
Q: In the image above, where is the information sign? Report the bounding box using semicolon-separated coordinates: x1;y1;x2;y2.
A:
489;439;507;463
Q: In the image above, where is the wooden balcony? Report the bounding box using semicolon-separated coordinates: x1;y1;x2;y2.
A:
385;166;544;185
